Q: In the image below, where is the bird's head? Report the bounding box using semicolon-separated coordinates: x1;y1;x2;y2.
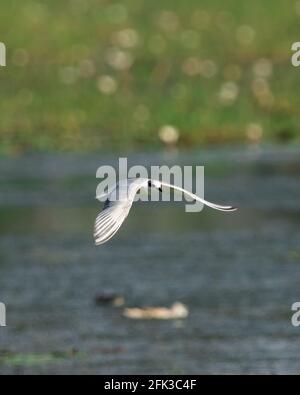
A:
147;179;163;192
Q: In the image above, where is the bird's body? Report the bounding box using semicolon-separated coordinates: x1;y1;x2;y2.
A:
106;178;148;203
94;178;236;245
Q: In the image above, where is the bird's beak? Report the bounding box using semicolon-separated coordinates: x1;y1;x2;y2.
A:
159;187;163;193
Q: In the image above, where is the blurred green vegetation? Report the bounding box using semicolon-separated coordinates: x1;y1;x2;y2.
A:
0;0;300;154
0;349;83;367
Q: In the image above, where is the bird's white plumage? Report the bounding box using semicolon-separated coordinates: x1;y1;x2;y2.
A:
94;178;148;245
160;181;235;212
94;178;236;245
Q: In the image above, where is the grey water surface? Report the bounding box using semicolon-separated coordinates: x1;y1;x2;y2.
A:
0;146;300;374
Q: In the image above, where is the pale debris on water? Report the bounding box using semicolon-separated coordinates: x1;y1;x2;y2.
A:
123;302;189;320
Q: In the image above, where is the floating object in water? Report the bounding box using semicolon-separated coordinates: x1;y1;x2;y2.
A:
123;302;189;320
94;178;237;245
94;292;125;307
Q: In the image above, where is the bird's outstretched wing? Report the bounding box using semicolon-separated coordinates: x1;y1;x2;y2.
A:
160;181;237;212
94;178;147;245
94;199;133;245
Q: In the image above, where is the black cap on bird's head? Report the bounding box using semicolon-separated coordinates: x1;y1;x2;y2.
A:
148;179;163;192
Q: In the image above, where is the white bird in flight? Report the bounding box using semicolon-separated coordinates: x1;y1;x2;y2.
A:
94;178;237;245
